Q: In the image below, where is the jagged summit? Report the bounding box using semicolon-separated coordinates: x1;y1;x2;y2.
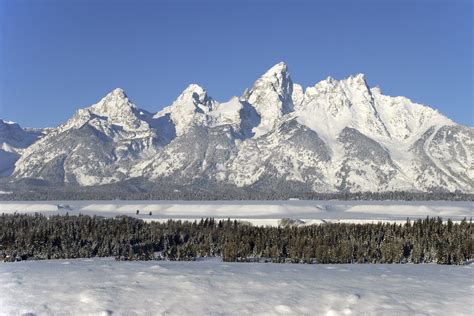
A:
349;73;367;82
256;62;292;88
260;61;289;77
160;84;216;136
346;73;371;93
242;62;294;137
109;87;127;97
313;73;369;92
174;84;213;107
90;88;135;113
5;62;472;193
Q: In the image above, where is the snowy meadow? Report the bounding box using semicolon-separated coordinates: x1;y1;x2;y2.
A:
1;258;473;315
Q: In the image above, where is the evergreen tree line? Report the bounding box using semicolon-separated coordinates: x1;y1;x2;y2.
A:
0;213;472;264
1;190;472;201
1;179;472;202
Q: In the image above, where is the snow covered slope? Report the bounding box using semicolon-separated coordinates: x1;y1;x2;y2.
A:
0;119;46;177
1;259;472;315
12;89;162;185
8;62;474;192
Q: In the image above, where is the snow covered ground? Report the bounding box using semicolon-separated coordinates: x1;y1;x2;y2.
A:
0;258;472;315
0;200;472;226
1;202;473;315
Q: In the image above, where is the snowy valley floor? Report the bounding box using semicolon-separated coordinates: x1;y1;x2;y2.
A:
1;259;473;315
0;200;472;226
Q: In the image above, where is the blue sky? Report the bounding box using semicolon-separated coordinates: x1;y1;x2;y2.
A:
0;0;472;127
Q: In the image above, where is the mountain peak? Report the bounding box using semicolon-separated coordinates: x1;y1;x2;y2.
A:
0;119;23;136
346;73;369;89
66;88;152;133
247;62;293;96
262;62;288;77
110;87;126;95
352;73;366;80
0;119;19;127
90;88;135;114
167;84;216;136
178;84;210;105
181;84;205;95
242;62;294;137
103;87;128;100
7;63;472;193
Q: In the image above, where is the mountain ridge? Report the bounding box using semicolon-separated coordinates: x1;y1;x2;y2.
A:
3;62;473;193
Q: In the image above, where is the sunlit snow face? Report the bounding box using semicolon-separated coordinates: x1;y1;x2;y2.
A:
5;62;471;193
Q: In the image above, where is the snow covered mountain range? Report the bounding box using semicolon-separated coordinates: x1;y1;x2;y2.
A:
3;63;473;193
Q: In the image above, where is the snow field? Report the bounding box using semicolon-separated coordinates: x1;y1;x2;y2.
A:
0;258;473;315
0;200;472;226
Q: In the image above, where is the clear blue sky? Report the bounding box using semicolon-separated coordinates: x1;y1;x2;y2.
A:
0;0;472;128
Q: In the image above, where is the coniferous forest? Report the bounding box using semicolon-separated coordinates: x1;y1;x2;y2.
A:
0;178;472;202
0;213;472;264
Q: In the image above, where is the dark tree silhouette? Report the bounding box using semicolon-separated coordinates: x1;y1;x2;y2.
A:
0;214;472;265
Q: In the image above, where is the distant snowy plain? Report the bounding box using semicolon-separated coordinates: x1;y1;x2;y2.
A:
0;200;472;226
1;258;473;315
